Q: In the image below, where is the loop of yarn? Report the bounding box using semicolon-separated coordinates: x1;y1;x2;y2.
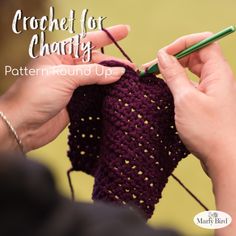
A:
67;60;189;219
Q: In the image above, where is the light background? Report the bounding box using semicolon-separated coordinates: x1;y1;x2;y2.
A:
3;1;236;235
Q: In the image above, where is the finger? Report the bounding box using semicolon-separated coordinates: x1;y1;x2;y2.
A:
141;33;216;75
58;25;130;63
140;55;202;76
166;32;213;55
68;50;137;70
84;25;130;49
141;33;213;71
141;55;202;78
165;32;224;66
187;55;203;76
52;64;126;87
198;59;235;94
63;24;130;50
157;50;195;98
91;50;137;70
140;58;158;71
43;25;130;65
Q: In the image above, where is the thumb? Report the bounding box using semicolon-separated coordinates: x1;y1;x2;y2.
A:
157;50;195;98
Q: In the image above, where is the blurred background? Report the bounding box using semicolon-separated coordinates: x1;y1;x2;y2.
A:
1;0;236;235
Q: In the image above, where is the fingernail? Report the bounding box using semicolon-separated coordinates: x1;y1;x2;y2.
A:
111;67;126;77
157;50;175;69
126;25;131;32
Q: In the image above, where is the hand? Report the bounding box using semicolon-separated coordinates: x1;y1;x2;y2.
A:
144;32;236;177
0;25;134;152
143;33;236;235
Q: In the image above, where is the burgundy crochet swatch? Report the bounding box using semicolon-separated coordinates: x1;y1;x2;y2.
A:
67;60;189;219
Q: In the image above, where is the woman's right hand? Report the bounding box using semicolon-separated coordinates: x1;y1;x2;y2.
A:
144;32;236;178
143;32;236;236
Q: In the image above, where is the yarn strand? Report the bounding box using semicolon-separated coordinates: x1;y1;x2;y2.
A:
67;167;75;201
171;174;209;211
102;28;133;63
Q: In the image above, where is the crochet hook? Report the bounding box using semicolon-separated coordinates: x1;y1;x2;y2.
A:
140;25;236;77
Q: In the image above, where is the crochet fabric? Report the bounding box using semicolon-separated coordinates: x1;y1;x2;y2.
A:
67;60;189;219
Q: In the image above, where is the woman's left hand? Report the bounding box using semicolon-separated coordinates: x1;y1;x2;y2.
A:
0;25;134;152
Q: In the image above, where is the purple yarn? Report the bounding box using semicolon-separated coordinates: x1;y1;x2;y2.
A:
67;60;189;219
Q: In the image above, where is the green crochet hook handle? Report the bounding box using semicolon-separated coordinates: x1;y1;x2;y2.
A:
140;25;236;77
